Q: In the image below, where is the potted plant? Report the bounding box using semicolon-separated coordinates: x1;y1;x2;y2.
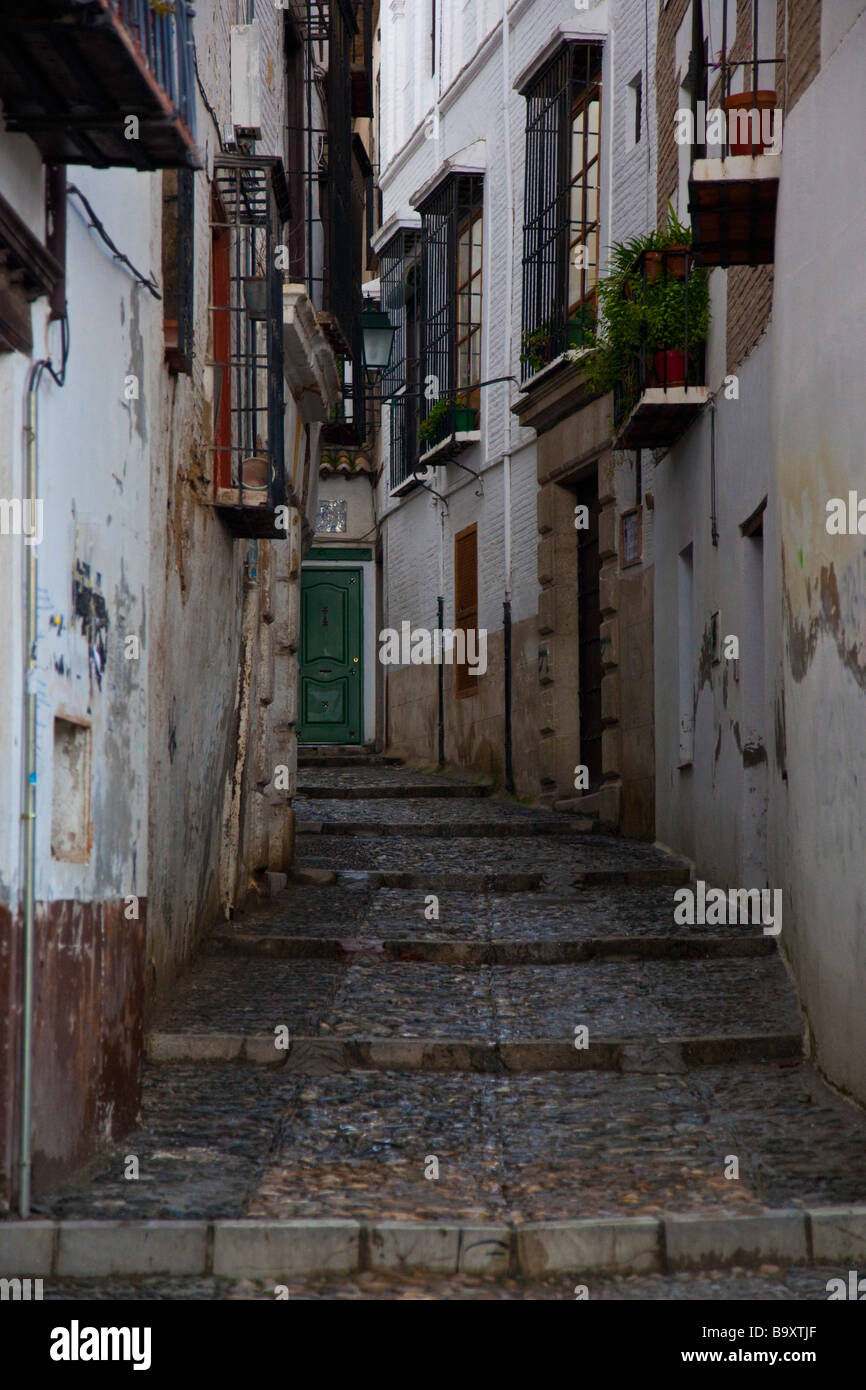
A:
520;324;551;373
724;89;778;156
585;210;710;402
644;203;692;281
419;392;478;449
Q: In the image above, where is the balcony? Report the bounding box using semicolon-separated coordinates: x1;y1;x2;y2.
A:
687;2;783;267
611;249;709;451
0;1;199;170
210;157;290;539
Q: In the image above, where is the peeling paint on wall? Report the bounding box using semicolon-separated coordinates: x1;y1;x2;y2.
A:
72;560;108;691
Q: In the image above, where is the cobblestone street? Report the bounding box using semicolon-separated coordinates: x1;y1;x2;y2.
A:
34;757;866;1299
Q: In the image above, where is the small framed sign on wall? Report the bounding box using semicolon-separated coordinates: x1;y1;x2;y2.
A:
620;506;642;568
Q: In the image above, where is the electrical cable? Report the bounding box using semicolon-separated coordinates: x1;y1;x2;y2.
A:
67;185;162;299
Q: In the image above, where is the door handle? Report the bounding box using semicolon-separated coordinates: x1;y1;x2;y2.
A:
353;657;359;663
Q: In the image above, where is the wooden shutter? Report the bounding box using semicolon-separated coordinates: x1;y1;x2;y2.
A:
454;524;478;698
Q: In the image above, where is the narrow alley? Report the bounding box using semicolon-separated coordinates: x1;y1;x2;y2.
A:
34;754;866;1299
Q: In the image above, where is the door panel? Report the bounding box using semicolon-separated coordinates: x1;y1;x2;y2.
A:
299;568;363;743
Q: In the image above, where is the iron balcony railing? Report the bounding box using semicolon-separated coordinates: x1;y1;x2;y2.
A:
110;0;196;132
690;0;784;159
0;0;198;167
612;248;708;431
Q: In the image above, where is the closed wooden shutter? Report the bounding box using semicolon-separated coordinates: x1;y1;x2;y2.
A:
454;524;478;698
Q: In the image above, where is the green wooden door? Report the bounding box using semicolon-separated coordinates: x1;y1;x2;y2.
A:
299;568;363;744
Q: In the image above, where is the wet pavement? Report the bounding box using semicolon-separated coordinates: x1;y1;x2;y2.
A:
32;756;866;1298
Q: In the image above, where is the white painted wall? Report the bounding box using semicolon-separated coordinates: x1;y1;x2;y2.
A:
769;7;866;1101
376;0;612;666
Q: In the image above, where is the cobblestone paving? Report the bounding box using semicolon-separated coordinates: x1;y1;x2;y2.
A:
297;765;491;792
44;1267;842;1299
294;833;685;886
37;1061;866;1223
296;796;567;827
152;955;795;1039
231;885;757;942
30;758;866;1300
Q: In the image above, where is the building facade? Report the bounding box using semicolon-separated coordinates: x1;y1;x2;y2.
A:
0;0;364;1208
370;0;657;835
653;0;866;1104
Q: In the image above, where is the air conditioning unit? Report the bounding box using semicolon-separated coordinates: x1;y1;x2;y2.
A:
230;22;263;141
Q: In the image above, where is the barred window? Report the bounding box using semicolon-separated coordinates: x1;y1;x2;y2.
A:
521;43;603;383
418;172;484;450
380;227;421;492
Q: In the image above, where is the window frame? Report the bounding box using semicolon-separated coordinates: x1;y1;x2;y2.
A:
380;226;422;492
520;41;604;383
417;171;484;448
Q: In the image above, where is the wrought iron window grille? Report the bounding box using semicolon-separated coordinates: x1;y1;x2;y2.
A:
520;41;603;384
209;155;288;521
380;227;422;491
417;172;485;453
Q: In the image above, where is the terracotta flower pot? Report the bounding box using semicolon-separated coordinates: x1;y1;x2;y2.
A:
724;91;778;156
653;349;687;389
645;247;689;281
240;456;269;491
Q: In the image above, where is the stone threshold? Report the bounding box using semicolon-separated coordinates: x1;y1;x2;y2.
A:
145;1031;802;1072
2;1207;863;1279
203;933;777;964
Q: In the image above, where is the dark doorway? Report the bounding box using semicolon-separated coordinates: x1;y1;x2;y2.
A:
576;471;603;791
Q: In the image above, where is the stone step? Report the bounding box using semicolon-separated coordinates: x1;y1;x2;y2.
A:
293;834;688;884
297;754;405;769
5;1207;866;1280
292;867;544;892
204;932;776;965
31;1061;866;1246
148;956;800;1044
146;1030;803;1072
232;884;749;944
296;816;598;837
19;1265;853;1300
297;783;493;800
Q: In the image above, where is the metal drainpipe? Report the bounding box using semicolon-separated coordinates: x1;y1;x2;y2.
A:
19;369;41;1217
501;0;515;793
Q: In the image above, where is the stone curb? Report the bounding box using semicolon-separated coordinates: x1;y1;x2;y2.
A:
3;1208;864;1278
202;933;777;964
145;1031;803;1071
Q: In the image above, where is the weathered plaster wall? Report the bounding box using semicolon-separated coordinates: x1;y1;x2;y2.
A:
769;7;866;1102
0;149;153;1202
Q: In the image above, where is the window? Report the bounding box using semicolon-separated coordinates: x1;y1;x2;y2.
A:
0;185;63;355
629;72;642;146
418;172;484;448
209;156;289;529
380;227;421;491
454;524;478;699
456;206;483;410
162;168;194;374
521;42;603;382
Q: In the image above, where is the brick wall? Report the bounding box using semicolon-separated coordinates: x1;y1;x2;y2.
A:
785;0;822;112
656;0;691;223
